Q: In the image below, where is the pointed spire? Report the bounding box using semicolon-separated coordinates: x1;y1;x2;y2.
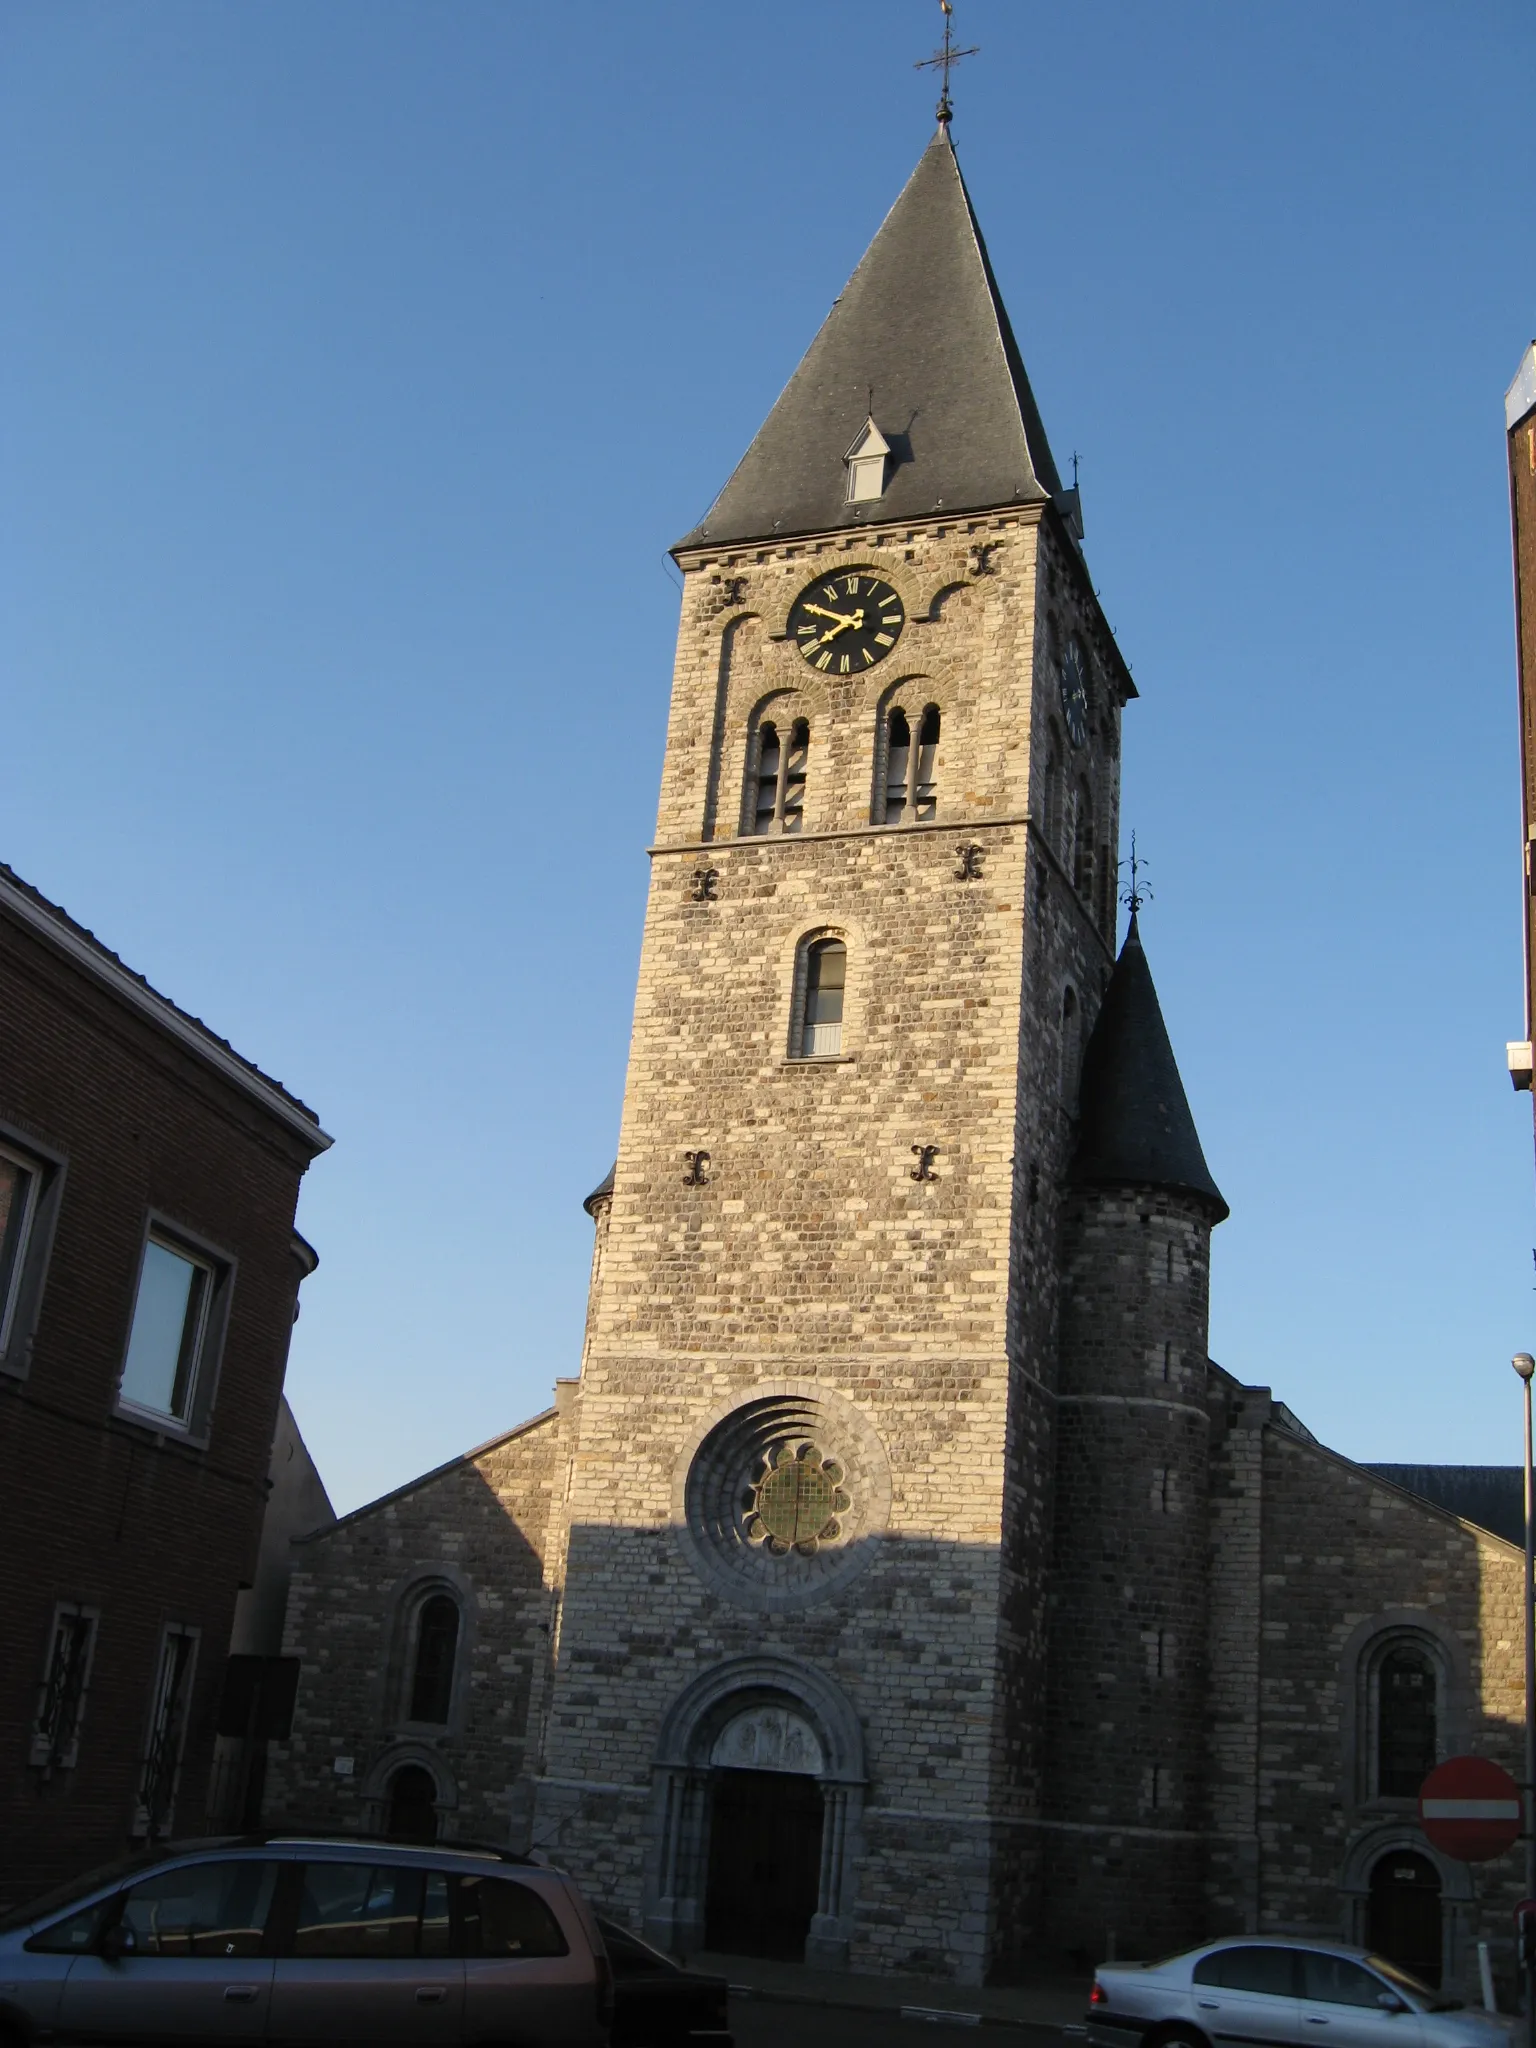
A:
674;131;1062;551
1070;916;1228;1222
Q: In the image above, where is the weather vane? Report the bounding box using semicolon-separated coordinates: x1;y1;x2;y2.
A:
915;0;979;127
1120;831;1153;917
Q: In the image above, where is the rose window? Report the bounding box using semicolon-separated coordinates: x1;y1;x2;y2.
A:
743;1443;851;1556
677;1389;891;1612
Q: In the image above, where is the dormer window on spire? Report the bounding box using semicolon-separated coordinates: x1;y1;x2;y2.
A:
845;418;892;504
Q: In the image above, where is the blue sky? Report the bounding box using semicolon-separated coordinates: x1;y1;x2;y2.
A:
3;1;1533;1514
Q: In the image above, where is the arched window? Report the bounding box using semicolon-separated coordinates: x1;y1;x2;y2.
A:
1060;986;1080;1109
781;719;808;833
408;1594;459;1726
1376;1641;1437;1797
385;1762;439;1844
881;704;940;825
913;706;939;821
1042;726;1063;858
799;939;846;1058
749;716;809;835
753;723;781;834
1073;780;1095;901
883;709;910;824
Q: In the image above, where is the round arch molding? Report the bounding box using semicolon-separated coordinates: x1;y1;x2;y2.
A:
643;1652;867;1970
1337;1816;1473;1988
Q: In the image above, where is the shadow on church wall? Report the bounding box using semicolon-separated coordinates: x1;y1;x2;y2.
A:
263;1411;1529;1996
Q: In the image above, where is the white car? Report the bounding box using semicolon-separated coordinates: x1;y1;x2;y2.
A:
1087;1937;1519;2048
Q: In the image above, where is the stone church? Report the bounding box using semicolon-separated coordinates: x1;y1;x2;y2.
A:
267;127;1528;1992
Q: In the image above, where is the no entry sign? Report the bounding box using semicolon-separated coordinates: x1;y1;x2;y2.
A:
1419;1756;1523;1862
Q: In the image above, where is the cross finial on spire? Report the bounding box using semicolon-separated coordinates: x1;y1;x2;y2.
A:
1120;831;1153;918
915;0;979;127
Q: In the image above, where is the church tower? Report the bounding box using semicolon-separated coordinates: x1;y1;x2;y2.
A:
538;127;1139;1984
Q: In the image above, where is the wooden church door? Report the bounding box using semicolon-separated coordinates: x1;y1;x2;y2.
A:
704;1769;824;1959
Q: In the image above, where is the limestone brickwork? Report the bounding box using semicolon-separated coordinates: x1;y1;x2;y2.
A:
533;508;1124;1986
263;139;1531;2008
266;495;1536;1996
269;1399;571;1846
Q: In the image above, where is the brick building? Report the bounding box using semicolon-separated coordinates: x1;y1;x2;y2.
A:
0;863;329;1902
268;130;1527;1992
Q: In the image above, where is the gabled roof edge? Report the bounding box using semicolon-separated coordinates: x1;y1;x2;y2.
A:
0;866;331;1152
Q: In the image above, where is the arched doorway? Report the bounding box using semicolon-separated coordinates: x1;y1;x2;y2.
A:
1368;1850;1442;1986
385;1762;439;1843
704;1705;825;1959
648;1659;866;1969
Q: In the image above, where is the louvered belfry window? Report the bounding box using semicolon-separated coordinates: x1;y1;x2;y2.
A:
753;723;781;834
884;709;911;823
750;717;809;835
913;705;939;820
882;705;940;825
801;940;846;1057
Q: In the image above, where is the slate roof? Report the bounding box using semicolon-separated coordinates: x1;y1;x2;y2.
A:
1365;1465;1524;1547
674;128;1062;552
583;1163;616;1217
1070;915;1227;1220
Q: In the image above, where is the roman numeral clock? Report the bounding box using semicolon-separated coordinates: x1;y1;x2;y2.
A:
788;572;906;674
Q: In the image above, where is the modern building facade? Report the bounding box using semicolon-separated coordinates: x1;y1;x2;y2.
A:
268;131;1529;1993
0;863;329;1904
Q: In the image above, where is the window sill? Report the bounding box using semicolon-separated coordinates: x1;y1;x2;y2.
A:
112;1400;209;1452
782;1055;856;1067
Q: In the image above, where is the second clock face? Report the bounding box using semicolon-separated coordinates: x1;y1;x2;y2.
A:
1060;641;1090;747
788;572;905;674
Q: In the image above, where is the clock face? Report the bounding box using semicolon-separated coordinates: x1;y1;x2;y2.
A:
788;572;905;675
1060;641;1090;748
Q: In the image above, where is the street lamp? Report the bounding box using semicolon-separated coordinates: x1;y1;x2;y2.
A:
1514;1353;1536;2037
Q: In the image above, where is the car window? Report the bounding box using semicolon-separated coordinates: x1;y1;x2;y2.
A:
598;1920;669;1975
293;1865;424;1959
118;1861;278;1959
457;1877;568;1959
1367;1957;1434;2006
1194;1948;1298;1996
1301;1955;1389;2007
7;1853;173;1938
421;1872;451;1959
25;1899;116;1955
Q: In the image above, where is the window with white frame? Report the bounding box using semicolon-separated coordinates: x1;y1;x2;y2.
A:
119;1231;222;1430
30;1603;98;1772
0;1141;41;1361
136;1623;198;1837
796;938;847;1058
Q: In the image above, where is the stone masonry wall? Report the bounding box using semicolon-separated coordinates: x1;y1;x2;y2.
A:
266;1404;568;1848
1037;1186;1217;1962
541;506;1127;1985
1252;1425;1525;1995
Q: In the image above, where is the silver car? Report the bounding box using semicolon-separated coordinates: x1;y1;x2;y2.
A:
1087;1937;1518;2048
0;1833;613;2046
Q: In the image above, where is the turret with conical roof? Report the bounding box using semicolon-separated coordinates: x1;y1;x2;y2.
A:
1044;913;1225;1956
1070;913;1227;1219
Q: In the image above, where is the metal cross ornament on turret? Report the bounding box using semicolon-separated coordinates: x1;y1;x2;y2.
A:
915;0;979;126
1120;831;1153;917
